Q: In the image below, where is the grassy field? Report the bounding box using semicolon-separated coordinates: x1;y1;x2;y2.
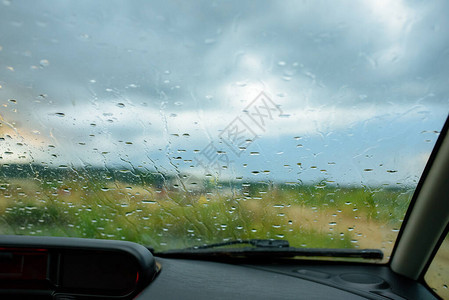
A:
0;168;414;262
425;236;449;299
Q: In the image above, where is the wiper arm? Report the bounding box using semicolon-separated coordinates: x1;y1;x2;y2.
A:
154;239;383;260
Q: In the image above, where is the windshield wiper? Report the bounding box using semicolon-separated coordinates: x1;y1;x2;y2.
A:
153;239;383;260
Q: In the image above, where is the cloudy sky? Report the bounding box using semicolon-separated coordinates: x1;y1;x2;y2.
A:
0;0;448;185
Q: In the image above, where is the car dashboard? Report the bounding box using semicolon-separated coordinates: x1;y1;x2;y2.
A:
0;236;436;300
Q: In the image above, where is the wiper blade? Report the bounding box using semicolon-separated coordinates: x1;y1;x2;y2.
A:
154;239;383;260
181;239;290;250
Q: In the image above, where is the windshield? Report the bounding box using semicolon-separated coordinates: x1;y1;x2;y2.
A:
0;0;448;262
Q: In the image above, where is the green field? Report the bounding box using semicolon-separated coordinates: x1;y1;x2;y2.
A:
0;165;413;260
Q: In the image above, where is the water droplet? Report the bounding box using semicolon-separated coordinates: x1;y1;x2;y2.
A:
39;59;49;67
204;38;216;44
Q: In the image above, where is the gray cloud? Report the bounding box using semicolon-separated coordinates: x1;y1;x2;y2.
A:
0;0;447;183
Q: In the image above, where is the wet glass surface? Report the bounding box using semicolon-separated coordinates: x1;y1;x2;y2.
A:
0;0;448;260
425;234;449;298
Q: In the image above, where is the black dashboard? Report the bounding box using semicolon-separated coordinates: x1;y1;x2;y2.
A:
0;236;437;300
138;258;435;300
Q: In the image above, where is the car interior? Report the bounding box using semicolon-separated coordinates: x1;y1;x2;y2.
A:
1;1;448;299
